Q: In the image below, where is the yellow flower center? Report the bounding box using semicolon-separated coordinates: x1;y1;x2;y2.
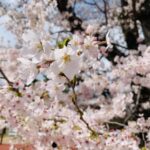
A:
62;53;71;63
36;42;43;51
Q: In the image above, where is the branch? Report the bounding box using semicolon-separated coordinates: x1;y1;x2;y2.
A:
59;73;99;135
83;0;104;13
105;121;127;127
94;0;105;13
0;127;6;144
112;42;129;50
73;0;77;14
83;0;95;5
0;68;13;86
102;0;108;24
0;67;22;96
50;30;71;35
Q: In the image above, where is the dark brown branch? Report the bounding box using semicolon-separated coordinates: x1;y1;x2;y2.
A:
103;0;108;24
0;68;13;86
0;127;6;144
112;42;129;50
0;67;22;96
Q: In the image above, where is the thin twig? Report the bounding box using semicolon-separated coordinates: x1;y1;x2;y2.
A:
83;0;95;5
105;121;127;127
50;30;71;35
0;67;22;96
0;68;13;86
112;42;129;50
94;0;104;13
60;73;98;134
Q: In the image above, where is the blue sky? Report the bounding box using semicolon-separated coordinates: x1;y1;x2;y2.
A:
0;0;19;48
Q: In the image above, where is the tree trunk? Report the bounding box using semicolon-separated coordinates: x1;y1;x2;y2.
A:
138;0;150;44
120;0;139;49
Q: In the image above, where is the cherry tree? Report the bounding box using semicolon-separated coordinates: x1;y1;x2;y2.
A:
0;0;150;150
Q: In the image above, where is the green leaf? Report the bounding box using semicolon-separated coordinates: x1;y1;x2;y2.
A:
71;75;77;87
57;38;71;48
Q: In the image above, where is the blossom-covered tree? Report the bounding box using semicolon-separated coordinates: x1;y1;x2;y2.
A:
0;0;150;150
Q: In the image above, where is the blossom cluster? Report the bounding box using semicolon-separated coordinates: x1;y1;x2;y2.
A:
0;1;149;149
0;28;150;150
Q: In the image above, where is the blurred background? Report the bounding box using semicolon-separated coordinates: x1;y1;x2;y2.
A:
0;0;149;49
